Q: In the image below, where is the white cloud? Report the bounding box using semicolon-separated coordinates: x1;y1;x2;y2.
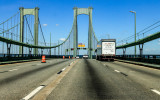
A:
60;38;65;41
43;24;47;26
56;24;59;26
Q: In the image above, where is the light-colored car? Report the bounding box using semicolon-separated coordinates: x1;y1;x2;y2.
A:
76;56;79;59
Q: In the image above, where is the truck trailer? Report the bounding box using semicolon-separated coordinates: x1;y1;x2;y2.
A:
96;39;116;61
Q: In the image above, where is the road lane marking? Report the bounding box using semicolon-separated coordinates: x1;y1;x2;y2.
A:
57;68;66;74
32;59;79;100
57;71;62;74
120;72;128;76
57;61;75;74
22;86;45;100
62;68;66;71
70;62;73;65
151;89;160;95
114;70;120;73
9;69;18;72
114;70;128;76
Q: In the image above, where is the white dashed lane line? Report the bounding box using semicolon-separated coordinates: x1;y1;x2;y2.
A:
151;89;160;95
22;85;45;100
62;68;66;71
114;70;120;73
114;70;128;76
57;61;74;74
9;69;18;72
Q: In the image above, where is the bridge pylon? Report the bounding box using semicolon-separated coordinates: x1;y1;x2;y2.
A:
73;7;93;59
19;7;39;55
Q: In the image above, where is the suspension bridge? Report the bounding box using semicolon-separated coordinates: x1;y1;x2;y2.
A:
1;7;160;60
0;7;160;100
0;7;98;59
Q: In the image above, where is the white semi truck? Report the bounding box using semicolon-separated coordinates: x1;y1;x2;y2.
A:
96;39;116;61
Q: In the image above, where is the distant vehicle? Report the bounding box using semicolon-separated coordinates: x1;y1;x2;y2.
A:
76;56;79;59
96;39;116;61
83;55;88;59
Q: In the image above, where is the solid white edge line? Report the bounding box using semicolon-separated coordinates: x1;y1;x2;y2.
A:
151;89;160;95
22;86;44;100
114;70;120;73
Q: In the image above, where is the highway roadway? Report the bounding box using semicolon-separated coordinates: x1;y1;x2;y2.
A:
0;59;74;100
0;59;159;100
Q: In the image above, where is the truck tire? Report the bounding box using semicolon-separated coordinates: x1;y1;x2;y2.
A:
99;56;102;61
111;59;114;62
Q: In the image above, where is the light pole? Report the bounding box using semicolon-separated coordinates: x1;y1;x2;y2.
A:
130;11;136;57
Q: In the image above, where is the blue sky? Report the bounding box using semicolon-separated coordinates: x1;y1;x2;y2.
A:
0;0;160;55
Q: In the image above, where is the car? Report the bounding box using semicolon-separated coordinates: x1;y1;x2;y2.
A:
76;56;79;59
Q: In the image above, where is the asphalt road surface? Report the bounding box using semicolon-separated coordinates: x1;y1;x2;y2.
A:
0;59;73;100
47;59;160;100
0;59;159;100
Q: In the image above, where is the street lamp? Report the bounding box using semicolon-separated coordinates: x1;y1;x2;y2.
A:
130;11;136;57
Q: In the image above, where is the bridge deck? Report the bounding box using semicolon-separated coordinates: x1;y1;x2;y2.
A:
115;59;160;69
0;59;159;100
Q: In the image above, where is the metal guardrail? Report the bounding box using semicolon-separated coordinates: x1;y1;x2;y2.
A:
116;55;160;64
0;54;97;62
116;55;160;59
0;54;75;62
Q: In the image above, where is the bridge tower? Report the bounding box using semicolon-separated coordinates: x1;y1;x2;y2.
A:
19;7;39;55
73;7;93;59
